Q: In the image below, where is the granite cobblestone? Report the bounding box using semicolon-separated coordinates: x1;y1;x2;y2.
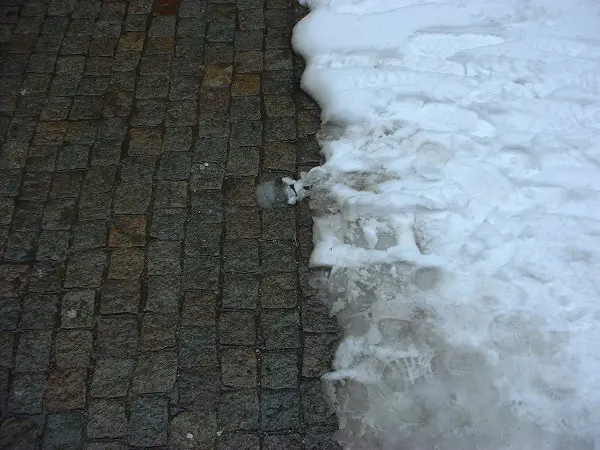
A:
0;0;340;447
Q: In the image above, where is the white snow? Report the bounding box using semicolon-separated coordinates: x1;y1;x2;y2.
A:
292;0;600;448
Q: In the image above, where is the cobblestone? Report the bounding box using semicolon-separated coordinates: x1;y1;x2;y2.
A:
0;1;340;448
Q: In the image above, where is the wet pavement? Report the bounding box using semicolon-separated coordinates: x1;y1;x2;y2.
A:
0;0;340;448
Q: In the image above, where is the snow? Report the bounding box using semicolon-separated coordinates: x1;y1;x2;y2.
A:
292;0;600;448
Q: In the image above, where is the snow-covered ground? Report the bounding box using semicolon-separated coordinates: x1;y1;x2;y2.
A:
292;0;600;448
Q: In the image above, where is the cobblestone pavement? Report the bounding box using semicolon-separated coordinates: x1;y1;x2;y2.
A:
0;0;341;448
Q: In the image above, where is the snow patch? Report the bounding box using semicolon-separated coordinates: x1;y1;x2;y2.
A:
293;0;600;448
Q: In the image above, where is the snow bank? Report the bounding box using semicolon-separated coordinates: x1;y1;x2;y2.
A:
293;0;600;448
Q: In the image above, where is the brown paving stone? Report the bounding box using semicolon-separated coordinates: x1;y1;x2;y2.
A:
108;215;147;247
202;64;233;88
45;368;87;411
232;74;260;96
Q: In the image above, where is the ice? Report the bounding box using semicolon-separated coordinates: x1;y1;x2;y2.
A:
254;179;288;209
293;0;600;448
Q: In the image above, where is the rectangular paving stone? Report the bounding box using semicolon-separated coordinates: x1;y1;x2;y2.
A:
155;180;188;208
227;146;259;176
50;171;83;198
218;433;260;450
222;273;259;309
90;358;135;398
302;333;338;377
261;389;300;431
177;372;219;412
225;206;260;240
141;314;177;351
159;151;192;180
261;273;297;308
235;51;263;74
169;76;199;100
217;390;259;431
120;155;156;181
114;181;153;214
166;100;198;126
100;279;140;314
150;208;186;240
64;250;107;288
15;331;52;372
265;27;292;50
261;240;296;272
221;347;257;389
263;140;296;172
178;326;216;362
230;96;261;121
91;139;122;166
263;434;303;450
262;350;298;389
224;177;255;206
79;192;112;221
8;373;46;414
60;290;96;328
223;240;259;273
262;70;293;94
302;296;338;333
26;262;60;295
104;91;133;117
230;120;262;147
190;163;225;190
0;169;22;196
136;74;169;98
183;256;220;290
12;201;44;230
112;50;141;72
43;412;84;450
42;198;77;230
108;248;145;280
109;72;137;92
126;13;149;30
190;190;223;222
181;291;216;326
262;205;296;240
265;117;296;142
54;329;93;368
131;351;177;393
96;315;139;357
87;400;128;439
131;99;166;126
45;368;87;411
184;221;221;256
129;396;169;447
26;146;58;171
4;231;39;262
0;332;15;369
302;379;337;426
163;126;193;152
0;297;20;331
97;118;127;141
108;215;146;247
19;294;59;330
260;310;300;349
147;240;182;275
71;221;108;250
139;54;172;75
219;311;256;346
